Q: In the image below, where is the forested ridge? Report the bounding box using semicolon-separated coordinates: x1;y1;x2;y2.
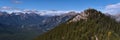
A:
35;9;120;40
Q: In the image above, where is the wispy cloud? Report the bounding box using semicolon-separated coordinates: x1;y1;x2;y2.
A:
0;6;12;10
106;3;120;9
12;0;22;4
0;6;20;10
105;3;120;15
38;10;80;16
0;6;22;13
0;6;80;16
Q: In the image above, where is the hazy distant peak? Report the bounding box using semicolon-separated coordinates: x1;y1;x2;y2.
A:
0;9;81;16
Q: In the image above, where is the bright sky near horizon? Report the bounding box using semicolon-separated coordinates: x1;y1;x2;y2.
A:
0;0;120;15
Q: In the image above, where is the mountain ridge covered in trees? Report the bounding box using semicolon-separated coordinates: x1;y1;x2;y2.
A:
35;8;120;40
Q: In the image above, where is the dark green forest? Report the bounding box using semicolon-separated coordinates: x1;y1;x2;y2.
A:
35;9;120;40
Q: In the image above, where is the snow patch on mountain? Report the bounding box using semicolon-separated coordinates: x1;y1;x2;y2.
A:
0;9;80;16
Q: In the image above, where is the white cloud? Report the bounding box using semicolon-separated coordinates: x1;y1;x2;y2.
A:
0;6;12;10
38;10;68;16
106;3;120;9
12;0;22;4
0;6;80;16
39;10;80;16
105;3;120;15
0;6;22;13
0;6;20;10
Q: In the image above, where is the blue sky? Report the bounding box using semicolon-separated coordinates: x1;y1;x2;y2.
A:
0;0;120;14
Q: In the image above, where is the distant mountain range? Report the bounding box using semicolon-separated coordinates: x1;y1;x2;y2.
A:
0;9;120;40
0;11;78;40
0;10;80;16
35;9;120;40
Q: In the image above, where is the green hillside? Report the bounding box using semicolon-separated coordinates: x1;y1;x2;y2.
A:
35;9;120;40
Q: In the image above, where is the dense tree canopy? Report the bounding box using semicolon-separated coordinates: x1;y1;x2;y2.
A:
35;9;120;40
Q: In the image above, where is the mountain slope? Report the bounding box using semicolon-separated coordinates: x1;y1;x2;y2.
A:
0;11;77;40
35;9;120;40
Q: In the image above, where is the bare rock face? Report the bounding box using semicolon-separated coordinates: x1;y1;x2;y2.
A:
69;12;88;22
68;8;104;23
